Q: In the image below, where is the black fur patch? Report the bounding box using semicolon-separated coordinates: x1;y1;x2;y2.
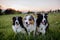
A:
12;16;28;34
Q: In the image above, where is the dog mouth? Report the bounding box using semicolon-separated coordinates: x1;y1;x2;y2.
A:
41;20;47;25
26;24;28;27
25;22;29;27
26;24;30;27
41;22;45;25
16;22;19;25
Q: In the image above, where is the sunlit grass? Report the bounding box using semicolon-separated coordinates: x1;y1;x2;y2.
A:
0;13;60;40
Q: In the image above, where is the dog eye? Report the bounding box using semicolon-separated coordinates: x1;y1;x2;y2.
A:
24;18;26;20
44;16;46;17
29;19;32;21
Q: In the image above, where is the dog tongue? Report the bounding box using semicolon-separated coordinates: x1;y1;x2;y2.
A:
42;22;45;25
16;23;19;25
26;24;28;27
16;22;19;25
26;24;30;27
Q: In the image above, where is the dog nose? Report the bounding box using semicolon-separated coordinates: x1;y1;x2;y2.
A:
44;20;46;23
16;22;18;24
16;22;19;25
26;22;28;24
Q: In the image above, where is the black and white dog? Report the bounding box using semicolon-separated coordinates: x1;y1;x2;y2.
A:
23;15;36;35
36;13;49;35
12;16;27;34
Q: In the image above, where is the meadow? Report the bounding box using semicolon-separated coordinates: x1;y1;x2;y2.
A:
0;13;60;40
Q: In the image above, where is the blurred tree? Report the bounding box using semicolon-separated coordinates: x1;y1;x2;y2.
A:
27;11;35;14
4;8;16;14
16;11;22;14
0;5;3;15
0;9;2;15
57;9;60;12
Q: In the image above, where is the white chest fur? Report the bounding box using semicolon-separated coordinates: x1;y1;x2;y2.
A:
38;23;47;34
27;24;36;32
12;25;26;33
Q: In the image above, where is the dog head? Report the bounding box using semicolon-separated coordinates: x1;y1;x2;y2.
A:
36;13;48;26
24;15;35;27
12;16;22;25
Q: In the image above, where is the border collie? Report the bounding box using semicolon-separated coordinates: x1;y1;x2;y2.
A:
12;16;27;34
36;13;49;35
23;15;36;35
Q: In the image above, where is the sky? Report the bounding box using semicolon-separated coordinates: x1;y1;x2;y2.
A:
0;0;60;11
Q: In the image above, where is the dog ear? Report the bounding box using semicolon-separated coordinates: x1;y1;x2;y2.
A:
30;15;34;21
12;17;16;25
37;13;42;17
18;16;22;20
45;13;48;17
12;17;16;21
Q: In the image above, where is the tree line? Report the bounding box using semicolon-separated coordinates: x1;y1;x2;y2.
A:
0;8;60;15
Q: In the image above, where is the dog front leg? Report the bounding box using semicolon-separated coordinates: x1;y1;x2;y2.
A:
28;32;30;36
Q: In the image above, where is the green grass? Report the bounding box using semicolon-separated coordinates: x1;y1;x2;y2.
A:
0;13;60;40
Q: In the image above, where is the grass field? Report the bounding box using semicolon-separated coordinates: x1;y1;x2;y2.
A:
0;13;60;40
